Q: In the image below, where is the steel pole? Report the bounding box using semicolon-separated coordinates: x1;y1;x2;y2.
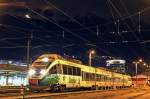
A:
135;63;138;87
89;53;91;66
27;39;30;68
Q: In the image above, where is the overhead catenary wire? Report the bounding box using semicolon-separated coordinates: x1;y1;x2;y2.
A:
138;12;141;33
0;1;150;63
106;0;150;58
8;13;77;43
107;0;140;41
1;10;150;39
0;13;148;46
106;0;125;42
0;15;78;46
36;0;150;37
44;0;130;44
108;0;149;56
24;5;116;57
27;7;91;43
1;1;150;57
119;0;137;27
96;25;99;37
1;38;150;48
44;0;101;37
19;2;150;34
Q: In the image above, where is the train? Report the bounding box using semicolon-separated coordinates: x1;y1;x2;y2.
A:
28;54;132;91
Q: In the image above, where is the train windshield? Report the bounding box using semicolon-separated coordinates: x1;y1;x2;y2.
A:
32;61;51;68
28;60;52;76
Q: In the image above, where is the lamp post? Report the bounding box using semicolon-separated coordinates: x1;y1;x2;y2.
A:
25;14;32;68
89;50;95;66
27;33;33;68
133;59;143;87
143;63;146;66
27;39;30;68
135;62;138;87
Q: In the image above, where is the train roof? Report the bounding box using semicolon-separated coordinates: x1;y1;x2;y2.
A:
36;54;130;77
38;54;82;64
96;67;109;71
56;59;130;77
39;54;63;59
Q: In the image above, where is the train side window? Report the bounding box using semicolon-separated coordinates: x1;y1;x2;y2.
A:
106;77;109;81
128;78;132;81
117;78;120;82
90;73;95;81
63;65;68;75
115;78;117;82
118;78;120;82
99;75;102;81
85;73;89;81
109;77;111;82
113;78;116;82
108;77;111;82
68;67;73;75
76;68;81;76
115;78;119;82
93;74;95;80
106;76;108;81
49;65;57;74
104;76;107;81
96;74;99;81
89;73;92;81
73;67;77;75
102;75;105;81
97;74;100;81
101;75;104;81
106;76;109;81
57;64;62;74
107;77;110;82
82;71;85;80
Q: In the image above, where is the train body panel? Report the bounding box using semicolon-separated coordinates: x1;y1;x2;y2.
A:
28;54;132;91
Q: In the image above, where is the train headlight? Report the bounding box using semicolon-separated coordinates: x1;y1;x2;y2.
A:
42;57;49;62
28;69;35;76
40;69;46;75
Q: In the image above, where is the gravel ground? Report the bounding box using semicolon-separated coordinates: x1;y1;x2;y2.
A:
1;87;150;99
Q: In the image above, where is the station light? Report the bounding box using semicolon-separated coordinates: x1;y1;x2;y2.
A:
25;14;31;19
40;69;46;75
90;50;95;54
8;61;12;64
42;57;49;62
139;59;143;62
89;49;96;66
28;69;35;76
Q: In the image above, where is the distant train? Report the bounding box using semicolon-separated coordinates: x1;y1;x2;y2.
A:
28;54;132;92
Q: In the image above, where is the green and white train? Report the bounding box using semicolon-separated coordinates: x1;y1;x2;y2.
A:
28;54;132;91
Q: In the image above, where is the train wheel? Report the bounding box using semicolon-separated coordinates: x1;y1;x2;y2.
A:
95;86;99;90
91;85;98;90
51;86;58;92
60;86;66;92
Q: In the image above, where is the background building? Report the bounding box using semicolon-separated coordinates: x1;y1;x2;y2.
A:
0;60;28;86
106;59;126;73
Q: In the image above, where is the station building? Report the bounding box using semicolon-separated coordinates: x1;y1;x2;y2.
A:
0;60;28;86
131;75;148;87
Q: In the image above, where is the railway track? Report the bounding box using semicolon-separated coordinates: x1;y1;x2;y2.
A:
0;88;135;99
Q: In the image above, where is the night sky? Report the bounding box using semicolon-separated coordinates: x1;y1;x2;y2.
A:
0;0;150;70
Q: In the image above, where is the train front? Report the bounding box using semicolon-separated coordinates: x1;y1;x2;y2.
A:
28;54;55;91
